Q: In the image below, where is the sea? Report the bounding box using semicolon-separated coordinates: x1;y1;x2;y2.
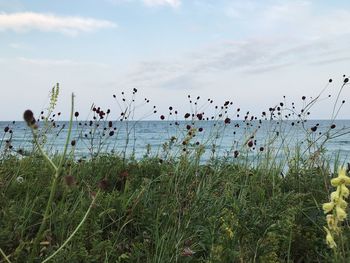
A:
1;120;350;164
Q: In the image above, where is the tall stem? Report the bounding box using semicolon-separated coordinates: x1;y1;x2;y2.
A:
29;93;75;262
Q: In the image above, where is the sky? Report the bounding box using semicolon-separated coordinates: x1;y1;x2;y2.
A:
0;0;350;120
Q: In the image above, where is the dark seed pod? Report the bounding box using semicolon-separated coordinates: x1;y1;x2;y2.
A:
64;175;76;187
23;110;36;127
98;179;108;191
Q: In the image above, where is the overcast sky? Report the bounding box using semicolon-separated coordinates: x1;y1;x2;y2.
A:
0;0;350;120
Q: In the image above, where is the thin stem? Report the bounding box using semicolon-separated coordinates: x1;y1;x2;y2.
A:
31;129;58;171
0;248;11;263
29;176;59;262
42;192;99;263
29;93;75;262
57;93;75;177
331;83;346;120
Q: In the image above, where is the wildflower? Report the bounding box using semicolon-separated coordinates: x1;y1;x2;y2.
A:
326;215;337;230
225;226;234;239
16;176;24;184
71;140;76;147
23;109;36;127
160;115;165;120
331;124;336;129
323;166;350;248
74;111;79;117
336;206;347;221
311;126;317;132
247;140;253;147
98;179;108;191
322;202;334;214
64;175;76;187
181;247;195;257
330;168;350;186
120;171;129;178
324;227;337;248
4;126;9;133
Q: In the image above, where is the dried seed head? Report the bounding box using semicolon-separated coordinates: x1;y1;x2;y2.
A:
64;175;76;187
98;179;109;191
120;171;129;178
23;110;36;127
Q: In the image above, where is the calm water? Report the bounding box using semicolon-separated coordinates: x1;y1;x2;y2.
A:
1;120;350;162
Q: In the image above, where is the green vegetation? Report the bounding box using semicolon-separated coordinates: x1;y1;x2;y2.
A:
1;78;350;262
0;151;342;262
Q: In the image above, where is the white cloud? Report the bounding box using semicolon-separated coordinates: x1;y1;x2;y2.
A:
143;0;181;8
106;0;180;8
0;12;117;35
17;57;109;68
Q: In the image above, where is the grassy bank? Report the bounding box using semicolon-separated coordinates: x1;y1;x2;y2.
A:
0;153;344;262
2;80;350;262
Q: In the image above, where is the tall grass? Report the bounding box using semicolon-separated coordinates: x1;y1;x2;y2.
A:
0;76;350;262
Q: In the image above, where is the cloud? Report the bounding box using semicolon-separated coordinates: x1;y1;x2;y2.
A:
0;12;117;35
143;0;181;8
17;57;109;68
119;0;350;90
107;0;181;8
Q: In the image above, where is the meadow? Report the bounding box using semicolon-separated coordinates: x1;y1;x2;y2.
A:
1;77;350;262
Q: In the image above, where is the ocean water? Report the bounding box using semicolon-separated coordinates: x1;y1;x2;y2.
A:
1;120;350;163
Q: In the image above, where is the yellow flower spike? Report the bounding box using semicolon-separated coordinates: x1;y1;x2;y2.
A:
331;177;342;187
337;198;348;209
225;227;234;239
331;167;350;186
323;202;335;214
340;184;350;198
326;214;336;229
331;189;340;203
324;227;337;249
336;206;347;221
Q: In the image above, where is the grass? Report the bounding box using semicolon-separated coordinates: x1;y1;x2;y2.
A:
0;153;338;262
1;77;350;262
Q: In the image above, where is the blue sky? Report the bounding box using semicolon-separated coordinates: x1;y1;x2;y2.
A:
0;0;350;120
